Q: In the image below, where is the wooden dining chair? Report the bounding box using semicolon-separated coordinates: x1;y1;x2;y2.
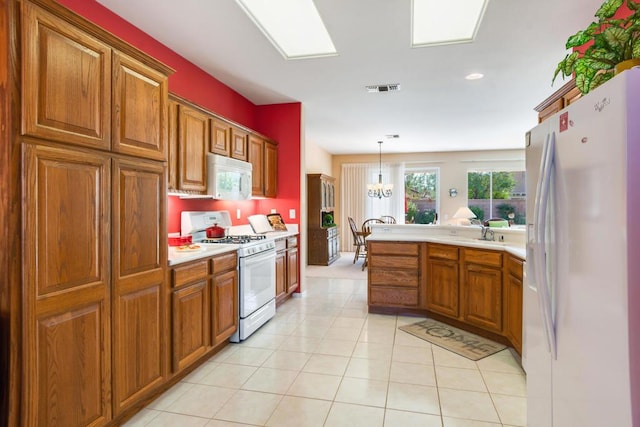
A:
361;218;384;270
380;215;396;224
348;217;366;264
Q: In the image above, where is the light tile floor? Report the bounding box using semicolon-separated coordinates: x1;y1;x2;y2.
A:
124;272;526;427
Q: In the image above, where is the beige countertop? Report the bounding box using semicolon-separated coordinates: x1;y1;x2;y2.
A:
167;229;299;266
365;224;526;260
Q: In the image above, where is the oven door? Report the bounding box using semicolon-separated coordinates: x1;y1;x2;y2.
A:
239;249;276;318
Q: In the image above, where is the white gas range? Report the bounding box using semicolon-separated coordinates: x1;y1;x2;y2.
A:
180;211;276;343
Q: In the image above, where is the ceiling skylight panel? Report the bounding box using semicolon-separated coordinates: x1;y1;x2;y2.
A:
236;0;337;59
412;0;488;47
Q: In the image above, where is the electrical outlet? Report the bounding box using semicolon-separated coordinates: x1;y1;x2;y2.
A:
270;208;277;214
449;229;458;236
236;208;241;219
289;209;296;219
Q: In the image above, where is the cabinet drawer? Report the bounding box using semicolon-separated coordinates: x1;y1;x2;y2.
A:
427;244;458;261
370;286;419;307
506;256;524;280
211;252;237;273
287;236;298;248
463;248;503;268
370;269;419;287
369;242;419;256
275;238;286;251
173;260;208;288
369;255;419;270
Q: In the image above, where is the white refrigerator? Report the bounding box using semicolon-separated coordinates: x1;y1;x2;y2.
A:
524;68;640;427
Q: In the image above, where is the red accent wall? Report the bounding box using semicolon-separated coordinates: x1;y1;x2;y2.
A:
56;0;302;234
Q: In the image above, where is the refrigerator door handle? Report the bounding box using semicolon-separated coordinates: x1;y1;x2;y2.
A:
535;132;557;359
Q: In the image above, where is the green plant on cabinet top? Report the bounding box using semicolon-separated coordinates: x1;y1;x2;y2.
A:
553;0;640;94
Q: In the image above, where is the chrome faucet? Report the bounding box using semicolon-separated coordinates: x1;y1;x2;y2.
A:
470;219;495;241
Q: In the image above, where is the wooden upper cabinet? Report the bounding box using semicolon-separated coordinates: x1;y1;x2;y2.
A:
21;143;112;426
535;79;582;123
230;126;248;160
22;1;112;150
249;134;264;196
248;134;278;198
111;157;167;415
210;118;231;156
167;99;179;190
178;104;209;192
264;140;278;198
112;51;168;161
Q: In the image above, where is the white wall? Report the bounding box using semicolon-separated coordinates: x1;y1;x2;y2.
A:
331;149;525;226
305;139;333;175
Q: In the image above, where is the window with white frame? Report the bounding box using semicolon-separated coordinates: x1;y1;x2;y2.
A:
405;167;439;224
467;170;526;225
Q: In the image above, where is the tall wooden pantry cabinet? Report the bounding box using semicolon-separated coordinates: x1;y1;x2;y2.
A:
2;0;173;425
307;174;340;265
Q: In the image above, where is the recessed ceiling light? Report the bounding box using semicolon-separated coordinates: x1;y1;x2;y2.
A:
465;73;484;80
235;0;337;59
411;0;488;47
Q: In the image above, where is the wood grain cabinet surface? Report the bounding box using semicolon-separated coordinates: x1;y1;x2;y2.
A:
275;235;300;306
249;135;278;198
111;158;167;415
426;244;460;318
368;242;422;308
112;51;168;161
17;1;173;424
178;104;209;192
210;118;231;156
22;143;112;426
22;1;112;150
504;255;524;353
367;241;524;353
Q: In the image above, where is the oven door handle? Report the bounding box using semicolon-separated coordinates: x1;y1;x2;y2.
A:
241;249;276;265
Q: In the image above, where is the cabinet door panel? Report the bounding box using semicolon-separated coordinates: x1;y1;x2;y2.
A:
167;99;179;190
22;2;111;149
264;141;277;198
505;274;523;353
36;303;109;427
275;252;286;299
286;247;298;293
230;127;248;160
211;118;231;156
22;143;111;426
426;259;459;317
172;281;209;371
178;105;208;192
463;264;502;332
248;135;264;196
212;270;238;345
112;51;167;160
112;158;167;414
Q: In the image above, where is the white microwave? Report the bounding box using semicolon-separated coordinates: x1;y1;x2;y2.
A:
207;153;252;200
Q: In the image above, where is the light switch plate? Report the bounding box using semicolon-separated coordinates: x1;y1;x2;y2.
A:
289;209;296;219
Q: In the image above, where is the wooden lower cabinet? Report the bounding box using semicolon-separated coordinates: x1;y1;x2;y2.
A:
211;269;238;345
368;242;422;308
22;143;111;426
308;227;340;266
504;255;524;353
426;244;459;318
170;253;238;372
111;158;167;415
368;241;524;353
171;260;210;372
275;235;299;305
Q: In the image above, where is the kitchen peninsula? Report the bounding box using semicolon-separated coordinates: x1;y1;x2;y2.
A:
366;224;525;353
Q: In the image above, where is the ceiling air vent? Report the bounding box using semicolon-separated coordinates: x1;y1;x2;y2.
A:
366;83;401;93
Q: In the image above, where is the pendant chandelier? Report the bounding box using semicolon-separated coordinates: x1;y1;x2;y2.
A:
367;141;393;199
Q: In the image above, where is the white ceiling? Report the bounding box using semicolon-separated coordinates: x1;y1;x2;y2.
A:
97;0;601;155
